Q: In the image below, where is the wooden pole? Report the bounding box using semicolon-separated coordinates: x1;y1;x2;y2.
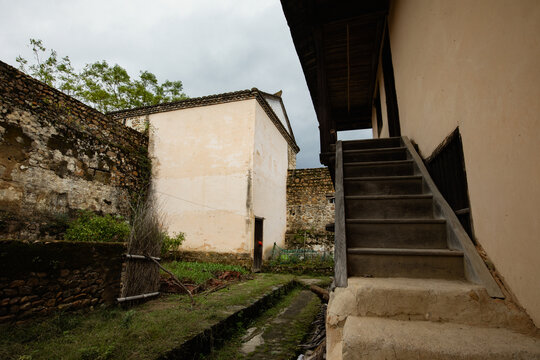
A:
145;254;195;306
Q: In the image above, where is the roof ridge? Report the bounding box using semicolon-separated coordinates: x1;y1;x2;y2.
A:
108;88;257;116
108;87;299;153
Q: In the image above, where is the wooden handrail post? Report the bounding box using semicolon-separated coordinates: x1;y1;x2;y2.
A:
334;141;348;287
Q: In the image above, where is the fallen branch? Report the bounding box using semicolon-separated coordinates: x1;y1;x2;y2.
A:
146;254;195;306
201;282;230;297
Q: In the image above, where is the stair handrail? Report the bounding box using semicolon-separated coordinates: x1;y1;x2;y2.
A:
334;140;348;287
401;136;504;298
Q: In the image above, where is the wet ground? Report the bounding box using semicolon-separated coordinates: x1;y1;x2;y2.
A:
203;285;324;360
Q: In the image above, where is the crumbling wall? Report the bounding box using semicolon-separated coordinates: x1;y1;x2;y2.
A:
286;168;334;251
0;61;149;239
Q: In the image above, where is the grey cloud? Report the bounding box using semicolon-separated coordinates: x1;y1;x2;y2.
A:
0;0;371;168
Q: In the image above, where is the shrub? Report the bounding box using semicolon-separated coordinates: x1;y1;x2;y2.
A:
161;232;185;257
64;211;130;242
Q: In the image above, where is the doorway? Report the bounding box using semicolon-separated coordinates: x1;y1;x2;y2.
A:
253;218;264;272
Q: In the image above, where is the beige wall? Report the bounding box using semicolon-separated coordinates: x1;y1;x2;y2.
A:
146;98;290;262
148;100;256;255
387;0;540;325
252;102;289;258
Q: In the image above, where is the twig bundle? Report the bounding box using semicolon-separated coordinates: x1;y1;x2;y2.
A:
121;194;163;298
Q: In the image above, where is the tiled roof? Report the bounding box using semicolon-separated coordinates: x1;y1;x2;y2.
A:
108;88;299;152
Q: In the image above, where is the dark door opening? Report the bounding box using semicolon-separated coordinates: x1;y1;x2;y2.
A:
253;218;264;272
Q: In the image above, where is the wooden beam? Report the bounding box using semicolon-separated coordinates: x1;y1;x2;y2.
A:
334;141;348;287
316;1;389;24
312;8;335;159
382;23;402;136
336;121;372;131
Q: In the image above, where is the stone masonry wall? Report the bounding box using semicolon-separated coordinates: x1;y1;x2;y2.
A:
0;240;125;323
0;61;149;239
287;145;297;170
286;168;335;251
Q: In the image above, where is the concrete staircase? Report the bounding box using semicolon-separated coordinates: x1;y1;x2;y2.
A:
327;137;540;359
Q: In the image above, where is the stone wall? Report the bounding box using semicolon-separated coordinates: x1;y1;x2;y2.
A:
0;61;149;239
0;240;125;323
286;168;335;251
287;145;297;170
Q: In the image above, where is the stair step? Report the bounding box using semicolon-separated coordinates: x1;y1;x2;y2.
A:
339;137;402;151
348;248;463;256
347;247;464;279
329;277;536;333
345;194;434;219
344;160;414;177
342;317;540;359
346;219;447;248
343;147;408;163
344;175;423;195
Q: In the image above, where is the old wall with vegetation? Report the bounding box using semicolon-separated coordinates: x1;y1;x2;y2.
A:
0;240;125;323
0;61;149;239
286;168;334;251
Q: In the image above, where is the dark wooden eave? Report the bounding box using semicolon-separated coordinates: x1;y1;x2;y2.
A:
281;0;389;165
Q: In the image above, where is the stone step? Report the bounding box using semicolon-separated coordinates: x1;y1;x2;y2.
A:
346;219;447;249
341;317;540;360
328;277;536;333
347;248;464;279
345;194;434;219
343;147;408;163
344;175;423;195
344;160;414;177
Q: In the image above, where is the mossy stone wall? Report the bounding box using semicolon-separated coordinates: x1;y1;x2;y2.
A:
0;61;149;240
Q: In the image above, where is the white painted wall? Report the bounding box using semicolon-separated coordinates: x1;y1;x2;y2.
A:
263;95;292;136
148;100;256;254
252;101;289;258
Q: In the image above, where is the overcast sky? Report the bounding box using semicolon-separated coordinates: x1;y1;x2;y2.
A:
0;0;371;168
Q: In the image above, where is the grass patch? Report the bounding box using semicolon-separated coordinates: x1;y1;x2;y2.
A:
262;257;334;276
0;273;293;360
164;261;249;285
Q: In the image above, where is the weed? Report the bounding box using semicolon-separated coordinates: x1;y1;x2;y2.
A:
164;261;248;285
121;310;136;329
161;232;185;257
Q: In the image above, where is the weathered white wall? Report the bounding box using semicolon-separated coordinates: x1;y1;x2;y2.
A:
252;102;289;258
148;100;256;254
388;0;540;325
263;95;291;136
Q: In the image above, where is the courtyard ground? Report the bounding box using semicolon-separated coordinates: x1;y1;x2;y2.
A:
1;265;330;360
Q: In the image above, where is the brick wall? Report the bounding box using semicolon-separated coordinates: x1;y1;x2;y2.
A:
0;240;125;323
0;61;149;239
286;168;335;250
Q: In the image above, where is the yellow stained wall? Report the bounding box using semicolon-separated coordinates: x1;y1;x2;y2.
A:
387;0;540;325
148;100;256;254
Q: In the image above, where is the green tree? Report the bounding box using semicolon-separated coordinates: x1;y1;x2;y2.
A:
16;39;188;112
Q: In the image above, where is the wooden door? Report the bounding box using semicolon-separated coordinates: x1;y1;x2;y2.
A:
253;218;264;271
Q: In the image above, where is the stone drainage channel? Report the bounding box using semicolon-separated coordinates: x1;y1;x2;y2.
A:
159;279;328;360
